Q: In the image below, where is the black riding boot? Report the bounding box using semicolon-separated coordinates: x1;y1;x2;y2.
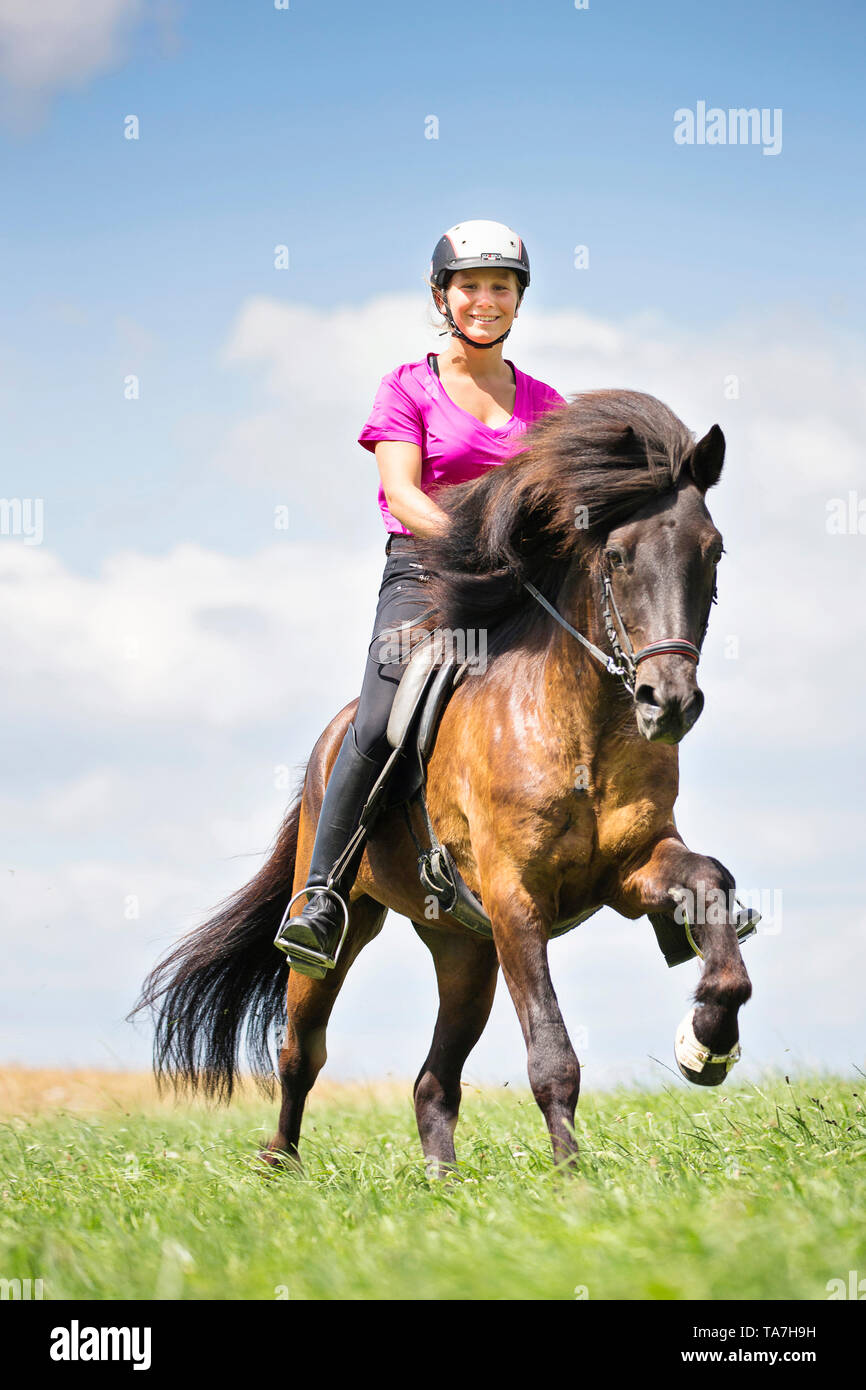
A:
274;724;384;977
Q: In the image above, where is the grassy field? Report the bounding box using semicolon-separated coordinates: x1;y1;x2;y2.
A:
1;1066;863;1301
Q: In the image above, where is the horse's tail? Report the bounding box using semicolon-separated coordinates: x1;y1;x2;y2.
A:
128;775;306;1102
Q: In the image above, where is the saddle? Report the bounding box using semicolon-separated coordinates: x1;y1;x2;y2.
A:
350;631;599;942
349;631;494;938
348;631;760;962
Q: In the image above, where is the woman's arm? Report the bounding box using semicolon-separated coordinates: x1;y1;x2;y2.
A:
375;441;449;539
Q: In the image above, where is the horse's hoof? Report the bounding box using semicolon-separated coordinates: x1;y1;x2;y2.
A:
255;1147;302;1176
677;1059;730;1087
674;1006;740;1087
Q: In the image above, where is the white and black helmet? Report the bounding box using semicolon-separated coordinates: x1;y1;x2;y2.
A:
430;220;530;348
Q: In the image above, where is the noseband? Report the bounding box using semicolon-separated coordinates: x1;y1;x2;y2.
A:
522;569;709;698
601;573;701;692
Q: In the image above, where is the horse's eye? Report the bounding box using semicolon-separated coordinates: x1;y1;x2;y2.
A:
606;549;625;569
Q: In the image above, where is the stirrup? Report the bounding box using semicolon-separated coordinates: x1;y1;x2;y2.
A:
273;886;350;977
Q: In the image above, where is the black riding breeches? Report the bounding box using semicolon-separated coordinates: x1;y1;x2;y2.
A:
351;534;435;761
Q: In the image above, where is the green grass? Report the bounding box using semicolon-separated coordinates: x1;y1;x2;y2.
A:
1;1074;864;1301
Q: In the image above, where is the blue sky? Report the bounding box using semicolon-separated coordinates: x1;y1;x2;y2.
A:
5;0;866;571
1;0;864;1087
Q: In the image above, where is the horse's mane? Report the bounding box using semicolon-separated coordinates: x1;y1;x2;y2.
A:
413;388;699;660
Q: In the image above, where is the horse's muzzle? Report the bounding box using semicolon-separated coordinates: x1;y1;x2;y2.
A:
635;682;704;743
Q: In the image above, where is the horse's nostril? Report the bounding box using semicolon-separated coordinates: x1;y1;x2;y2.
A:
678;689;704;732
685;689;705;721
635;683;658;708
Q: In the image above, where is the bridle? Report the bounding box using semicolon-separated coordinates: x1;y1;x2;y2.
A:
523;560;740;974
522;566;714;699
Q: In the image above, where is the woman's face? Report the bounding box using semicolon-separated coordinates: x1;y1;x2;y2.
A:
440;267;521;344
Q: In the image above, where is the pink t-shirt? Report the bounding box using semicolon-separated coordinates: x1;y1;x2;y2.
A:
358;354;567;535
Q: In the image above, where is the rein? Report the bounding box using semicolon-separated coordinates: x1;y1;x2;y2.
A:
522;571;703;698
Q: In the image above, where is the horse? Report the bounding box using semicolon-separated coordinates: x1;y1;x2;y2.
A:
130;389;755;1174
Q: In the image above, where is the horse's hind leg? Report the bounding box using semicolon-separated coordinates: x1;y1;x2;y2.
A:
261;893;386;1167
412;924;499;1176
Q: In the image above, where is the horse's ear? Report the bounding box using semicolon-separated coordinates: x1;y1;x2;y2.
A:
690;424;725;492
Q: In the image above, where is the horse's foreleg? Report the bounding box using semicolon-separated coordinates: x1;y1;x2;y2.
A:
481;869;581;1166
262;894;386;1167
412;924;499;1176
617;835;753;1086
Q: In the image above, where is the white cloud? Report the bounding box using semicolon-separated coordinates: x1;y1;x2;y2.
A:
0;0;142;125
216;291;866;498
211;292;866;754
0;539;385;727
2;293;864;1078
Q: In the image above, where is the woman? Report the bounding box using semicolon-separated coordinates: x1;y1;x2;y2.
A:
274;219;566;977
